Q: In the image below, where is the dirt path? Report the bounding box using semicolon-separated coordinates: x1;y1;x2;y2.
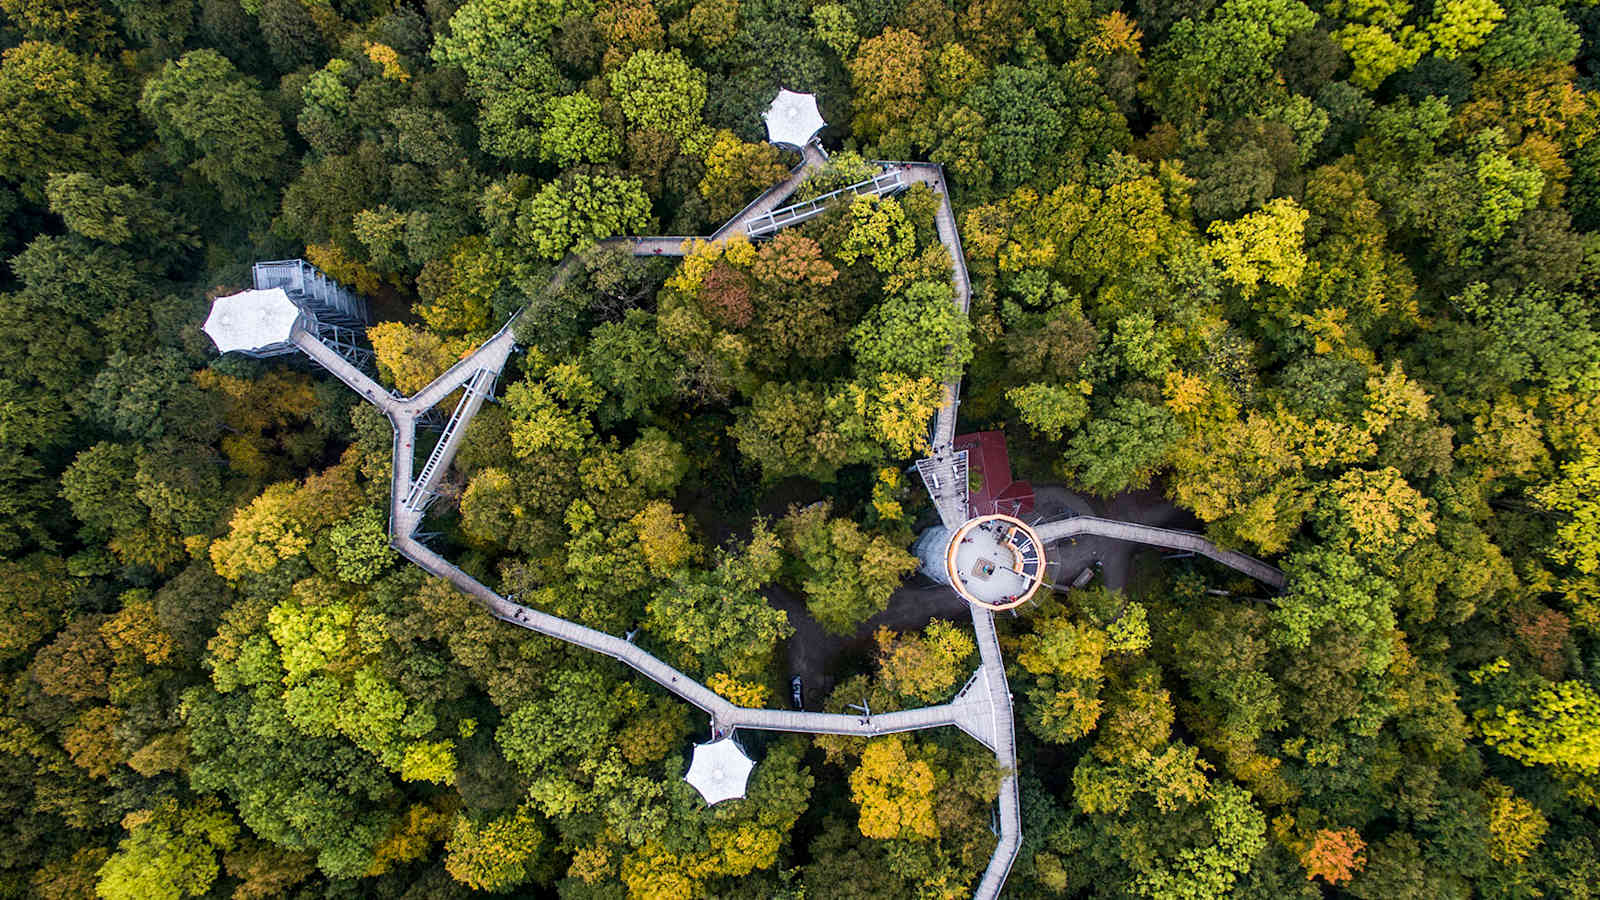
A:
770;579;971;709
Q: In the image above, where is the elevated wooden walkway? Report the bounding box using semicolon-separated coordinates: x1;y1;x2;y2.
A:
266;141;1293;900
1033;516;1287;589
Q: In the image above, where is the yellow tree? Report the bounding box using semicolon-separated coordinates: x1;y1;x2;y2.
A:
1313;466;1437;567
630;500;698;575
848;735;939;840
443;806;544;891
96;798;240;900
1207;197;1310;299
1168;409;1310;554
698;130;787;222
1476;678;1600;799
415;237;503;336
1016;615;1111;743
848;29;929;141
1483;780;1548;864
834;194;917;274
876;621;976;702
845;374;944;458
368;322;472;395
208;482;311;580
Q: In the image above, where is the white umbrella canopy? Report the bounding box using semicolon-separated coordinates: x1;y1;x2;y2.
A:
685;737;755;805
763;89;826;148
203;288;301;353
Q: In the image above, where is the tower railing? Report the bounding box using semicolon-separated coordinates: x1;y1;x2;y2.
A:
254;259;368;325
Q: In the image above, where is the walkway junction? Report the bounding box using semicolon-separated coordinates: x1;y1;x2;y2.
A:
203;89;1285;900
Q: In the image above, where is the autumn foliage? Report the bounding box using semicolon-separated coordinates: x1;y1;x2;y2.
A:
1300;827;1367;885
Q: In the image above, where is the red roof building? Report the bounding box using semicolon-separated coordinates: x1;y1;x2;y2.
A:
953;431;1035;519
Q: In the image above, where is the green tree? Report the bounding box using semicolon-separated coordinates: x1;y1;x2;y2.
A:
139;50;288;210
583;310;680;422
540;92;619;166
1060;397;1182;496
45;172;184;247
0;41;129;199
966;63;1072;188
61;442;147;539
850;280;971;382
324;508;394;584
1477;3;1578;69
87;350;219;442
645;524;790;679
606;48;706;142
431;0;579;158
1008;382;1091;441
777;502;918;635
515;173;652;260
732;381;869;482
1271;548;1398;652
1148;0;1317;123
185;683;400;877
96;798;239;900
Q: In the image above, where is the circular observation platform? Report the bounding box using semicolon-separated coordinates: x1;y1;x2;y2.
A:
945;514;1047;611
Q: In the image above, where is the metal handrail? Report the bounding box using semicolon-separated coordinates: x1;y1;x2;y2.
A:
745;170;908;237
403;367;493;511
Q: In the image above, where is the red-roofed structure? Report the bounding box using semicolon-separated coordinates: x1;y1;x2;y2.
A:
953;431;1034;519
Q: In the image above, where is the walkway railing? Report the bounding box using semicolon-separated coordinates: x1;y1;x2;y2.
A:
745;170;907;237
266;143;1289;900
402;366;494;513
1033;516;1287;589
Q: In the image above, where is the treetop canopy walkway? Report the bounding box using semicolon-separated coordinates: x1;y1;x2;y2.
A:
206;91;1285;900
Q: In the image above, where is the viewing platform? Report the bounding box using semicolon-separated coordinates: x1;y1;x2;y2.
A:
944;515;1048;611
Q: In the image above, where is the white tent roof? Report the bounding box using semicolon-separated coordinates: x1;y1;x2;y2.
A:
204;288;301;353
764;89;826;148
685;737;754;805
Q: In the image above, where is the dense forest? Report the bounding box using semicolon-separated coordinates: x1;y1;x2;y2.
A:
2;0;1600;895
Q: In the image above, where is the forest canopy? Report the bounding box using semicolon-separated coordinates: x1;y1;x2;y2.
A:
1;0;1599;897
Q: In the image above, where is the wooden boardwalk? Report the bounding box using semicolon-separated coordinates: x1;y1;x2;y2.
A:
1034;516;1287;589
272;146;1287;900
395;535;997;739
283;150;1030;900
618;139;831;259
